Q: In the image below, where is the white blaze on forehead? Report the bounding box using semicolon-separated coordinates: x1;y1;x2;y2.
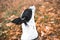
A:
29;5;36;11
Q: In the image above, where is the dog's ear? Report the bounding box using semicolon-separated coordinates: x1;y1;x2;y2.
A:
11;17;22;25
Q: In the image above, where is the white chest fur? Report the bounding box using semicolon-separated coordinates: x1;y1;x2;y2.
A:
21;18;38;40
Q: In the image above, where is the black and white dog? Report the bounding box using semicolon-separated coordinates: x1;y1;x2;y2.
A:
11;6;38;40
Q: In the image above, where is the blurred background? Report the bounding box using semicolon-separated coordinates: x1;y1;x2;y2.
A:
0;0;60;40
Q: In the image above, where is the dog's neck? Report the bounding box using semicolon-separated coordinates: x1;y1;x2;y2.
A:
21;17;38;40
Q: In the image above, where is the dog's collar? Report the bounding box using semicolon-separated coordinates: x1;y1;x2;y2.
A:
33;36;38;40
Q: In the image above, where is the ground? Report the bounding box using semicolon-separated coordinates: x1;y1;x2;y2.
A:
0;0;60;40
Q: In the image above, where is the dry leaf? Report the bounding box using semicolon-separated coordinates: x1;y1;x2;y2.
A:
6;22;14;26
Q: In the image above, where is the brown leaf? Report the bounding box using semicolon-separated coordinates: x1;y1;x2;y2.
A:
6;22;14;26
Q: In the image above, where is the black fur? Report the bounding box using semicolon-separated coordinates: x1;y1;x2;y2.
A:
21;9;32;22
11;17;22;25
11;9;32;25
